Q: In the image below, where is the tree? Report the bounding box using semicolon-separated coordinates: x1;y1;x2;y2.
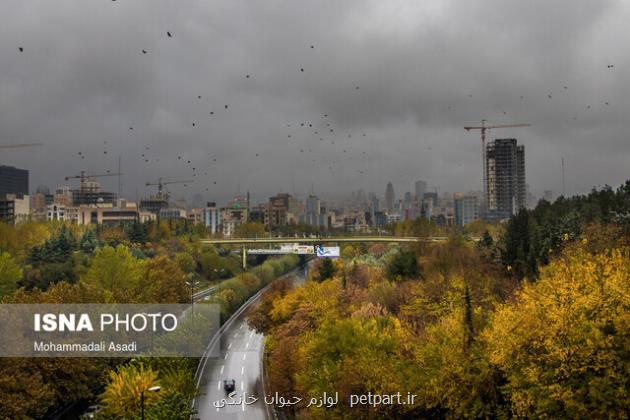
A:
144;392;195;420
317;258;336;282
100;364;160;418
126;221;148;244
386;249;419;280
175;252;196;274
235;222;266;238
484;246;630;418
140;256;188;303
79;228;98;253
0;252;22;297
81;245;145;301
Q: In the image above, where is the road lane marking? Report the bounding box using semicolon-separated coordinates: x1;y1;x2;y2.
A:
243;353;247;360
241;366;244;375
228;342;232;349
224;352;229;360
241;381;244;390
245;341;249;349
217;381;221;390
240;324;244;329
220;365;224;375
249;331;254;338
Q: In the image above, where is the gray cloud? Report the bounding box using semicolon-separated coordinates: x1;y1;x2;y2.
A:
1;0;628;205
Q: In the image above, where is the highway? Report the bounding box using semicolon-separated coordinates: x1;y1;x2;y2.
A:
192;266;308;420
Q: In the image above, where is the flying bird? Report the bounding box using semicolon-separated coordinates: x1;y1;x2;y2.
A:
142;50;147;54
224;105;228;109
607;64;614;68
18;47;23;52
167;31;172;37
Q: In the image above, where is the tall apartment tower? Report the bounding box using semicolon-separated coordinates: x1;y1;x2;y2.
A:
384;182;395;213
485;138;526;220
414;180;427;200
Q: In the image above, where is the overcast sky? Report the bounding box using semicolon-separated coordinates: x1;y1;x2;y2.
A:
1;0;628;205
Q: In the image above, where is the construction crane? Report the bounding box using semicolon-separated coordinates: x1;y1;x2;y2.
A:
65;170;123;183
464;120;530;209
65;171;124;193
145;177;193;196
0;143;44;149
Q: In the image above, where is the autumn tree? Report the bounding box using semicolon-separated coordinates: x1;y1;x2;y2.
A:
317;258;336;282
100;364;161;418
0;252;22;297
81;245;145;301
484;246;630;418
386;249;419;280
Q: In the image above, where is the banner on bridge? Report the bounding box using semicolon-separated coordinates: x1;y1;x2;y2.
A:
316;245;340;258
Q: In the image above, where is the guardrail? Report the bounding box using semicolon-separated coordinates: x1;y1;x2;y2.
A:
190;266;303;414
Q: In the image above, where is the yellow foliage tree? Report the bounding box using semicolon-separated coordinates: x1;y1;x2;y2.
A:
483;247;630;418
100;364;161;418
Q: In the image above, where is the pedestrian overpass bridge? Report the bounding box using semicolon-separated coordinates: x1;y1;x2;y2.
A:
199;236;477;268
199;236;453;245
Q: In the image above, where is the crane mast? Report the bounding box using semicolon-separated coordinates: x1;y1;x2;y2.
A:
464;120;530;215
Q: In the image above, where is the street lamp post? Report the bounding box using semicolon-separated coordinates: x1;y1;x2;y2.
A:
140;385;161;420
186;275;200;327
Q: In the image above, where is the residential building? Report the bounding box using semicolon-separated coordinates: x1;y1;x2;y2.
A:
203;202;221;234
0;194;30;224
485;138;526;220
454;193;479;226
76;200;139;226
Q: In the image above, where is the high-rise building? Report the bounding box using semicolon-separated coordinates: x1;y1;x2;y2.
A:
268;193;291;227
414;180;427;200
423;191;438;206
0;165;29;197
305;195;321;226
203;202;220;234
485;138;526;220
454;193;479;226
384;182;395;213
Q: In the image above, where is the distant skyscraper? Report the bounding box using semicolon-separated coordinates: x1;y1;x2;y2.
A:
414;180;427;200
384;182;395;212
404;191;412;206
485;138;526;220
454;193;479;226
305;194;321;226
0;165;29;197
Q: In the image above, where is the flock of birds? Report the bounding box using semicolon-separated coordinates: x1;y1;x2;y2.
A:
12;13;620;198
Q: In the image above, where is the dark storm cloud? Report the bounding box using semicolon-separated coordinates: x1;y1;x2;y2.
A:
1;0;628;204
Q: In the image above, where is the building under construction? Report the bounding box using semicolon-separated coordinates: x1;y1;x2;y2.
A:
71;178;117;206
485;138;526;220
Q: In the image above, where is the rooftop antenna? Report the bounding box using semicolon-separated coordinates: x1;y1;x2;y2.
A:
117;155;122;198
561;157;566;196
